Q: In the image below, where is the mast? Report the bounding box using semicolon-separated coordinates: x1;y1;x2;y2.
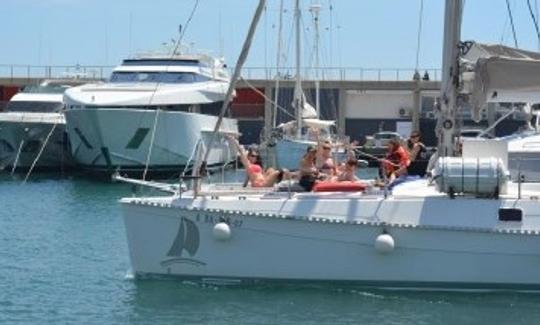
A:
294;0;303;137
272;0;284;128
311;2;322;117
437;0;463;156
197;0;267;177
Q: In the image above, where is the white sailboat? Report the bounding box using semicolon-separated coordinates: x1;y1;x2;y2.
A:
63;49;237;176
270;0;344;170
119;0;540;289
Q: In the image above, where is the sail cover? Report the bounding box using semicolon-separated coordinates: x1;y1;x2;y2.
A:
464;42;540;121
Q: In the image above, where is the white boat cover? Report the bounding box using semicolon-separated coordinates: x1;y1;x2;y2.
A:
303;118;335;129
464;42;540;121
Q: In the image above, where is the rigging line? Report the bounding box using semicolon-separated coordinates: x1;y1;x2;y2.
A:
328;0;333;68
173;0;201;54
142;108;160;181
527;0;540;49
264;3;268;72
537;0;540;50
414;0;424;72
505;0;519;48
240;77;296;120
142;0;201;180
331;0;342;68
23;122;58;184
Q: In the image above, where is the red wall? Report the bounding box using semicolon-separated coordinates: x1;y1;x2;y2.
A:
1;85;20;101
231;88;265;119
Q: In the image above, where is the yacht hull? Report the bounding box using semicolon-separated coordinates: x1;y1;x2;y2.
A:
121;190;540;289
65;108;237;174
0;114;72;171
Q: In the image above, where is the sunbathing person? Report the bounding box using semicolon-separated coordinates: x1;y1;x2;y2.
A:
227;136;284;187
335;158;360;182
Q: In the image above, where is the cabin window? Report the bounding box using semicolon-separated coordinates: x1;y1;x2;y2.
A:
498;208;523;222
110;72;210;84
121;59;200;67
6;101;63;112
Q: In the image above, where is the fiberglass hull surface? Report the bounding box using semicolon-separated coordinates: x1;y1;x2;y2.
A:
121;191;540;289
0;118;72;170
65;108;237;173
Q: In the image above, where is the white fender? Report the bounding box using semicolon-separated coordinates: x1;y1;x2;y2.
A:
213;222;232;241
374;233;395;254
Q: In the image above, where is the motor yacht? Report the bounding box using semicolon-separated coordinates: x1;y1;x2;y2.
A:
63;51;238;176
0;80;83;172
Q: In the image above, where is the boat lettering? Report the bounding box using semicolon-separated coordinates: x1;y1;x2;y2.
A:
199;213;243;228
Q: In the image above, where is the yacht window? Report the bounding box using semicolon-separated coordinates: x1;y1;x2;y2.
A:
6;101;63;112
23;84;71;94
110;72;210;84
122;59;200;67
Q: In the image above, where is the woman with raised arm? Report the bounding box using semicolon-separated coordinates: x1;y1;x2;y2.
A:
227;136;284;187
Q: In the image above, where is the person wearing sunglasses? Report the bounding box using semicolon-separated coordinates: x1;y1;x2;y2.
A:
315;140;336;180
226;135;284;187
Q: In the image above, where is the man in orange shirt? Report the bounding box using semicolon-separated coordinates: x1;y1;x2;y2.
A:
382;139;411;183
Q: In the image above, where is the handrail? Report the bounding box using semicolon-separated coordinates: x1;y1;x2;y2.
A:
0;64;441;82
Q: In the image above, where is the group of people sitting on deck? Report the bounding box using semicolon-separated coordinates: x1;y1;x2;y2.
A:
297;141;360;191
380;130;427;188
226;131;427;190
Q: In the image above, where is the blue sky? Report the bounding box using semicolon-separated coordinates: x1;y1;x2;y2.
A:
2;0;540;71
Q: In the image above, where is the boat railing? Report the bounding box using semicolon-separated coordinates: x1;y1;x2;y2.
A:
236;66;441;81
0;64;441;82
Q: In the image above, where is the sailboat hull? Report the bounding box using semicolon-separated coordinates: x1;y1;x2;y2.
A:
121;189;540;289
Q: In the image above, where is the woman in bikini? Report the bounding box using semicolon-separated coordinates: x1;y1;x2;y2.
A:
315;141;336;180
227;136;283;187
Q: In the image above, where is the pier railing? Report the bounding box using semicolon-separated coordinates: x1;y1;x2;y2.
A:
0;64;441;82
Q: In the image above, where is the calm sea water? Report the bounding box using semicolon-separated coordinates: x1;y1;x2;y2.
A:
2;171;540;324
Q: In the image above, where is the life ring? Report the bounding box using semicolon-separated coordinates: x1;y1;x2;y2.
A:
312;181;367;192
